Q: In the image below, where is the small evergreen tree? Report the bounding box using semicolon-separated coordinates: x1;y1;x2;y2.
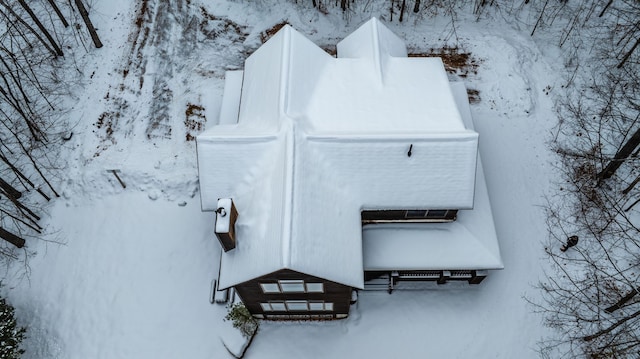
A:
224;303;258;338
0;296;25;359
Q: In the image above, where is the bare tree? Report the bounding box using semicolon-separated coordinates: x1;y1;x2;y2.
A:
0;0;95;257
74;0;103;48
16;0;64;56
46;0;69;27
597;126;640;184
531;1;640;354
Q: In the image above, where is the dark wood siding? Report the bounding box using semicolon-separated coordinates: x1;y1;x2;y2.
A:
234;269;352;320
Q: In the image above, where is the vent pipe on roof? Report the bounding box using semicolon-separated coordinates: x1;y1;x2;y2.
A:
215;198;238;252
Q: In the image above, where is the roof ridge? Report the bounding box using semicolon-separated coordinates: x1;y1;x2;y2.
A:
371;17;383;85
278;26;295;268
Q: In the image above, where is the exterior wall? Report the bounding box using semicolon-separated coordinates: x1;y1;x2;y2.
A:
234;269;352;320
364;270;488;292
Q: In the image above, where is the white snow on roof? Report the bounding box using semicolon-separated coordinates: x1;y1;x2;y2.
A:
197;18;501;289
363;89;503;269
217;71;243;125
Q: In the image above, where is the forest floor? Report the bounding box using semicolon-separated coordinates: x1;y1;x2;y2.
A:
3;1;567;358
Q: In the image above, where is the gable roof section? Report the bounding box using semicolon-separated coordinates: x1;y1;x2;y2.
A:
197;18;486;289
362;82;503;271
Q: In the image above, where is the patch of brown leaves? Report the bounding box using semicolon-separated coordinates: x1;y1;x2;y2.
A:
185;103;206;141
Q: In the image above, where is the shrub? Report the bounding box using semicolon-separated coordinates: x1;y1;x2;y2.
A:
225;303;259;338
0;296;25;359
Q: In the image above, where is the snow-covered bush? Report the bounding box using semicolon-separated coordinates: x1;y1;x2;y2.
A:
0;296;25;359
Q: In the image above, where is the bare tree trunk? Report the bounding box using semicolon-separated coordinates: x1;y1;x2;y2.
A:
530;0;549;37
0;2;58;57
0;227;25;248
46;0;69;27
625;197;640;212
0;154;34;189
413;0;420;13
617;37;640;69
0;152;50;201
597;126;640;184
399;0;406;22
604;288;639;313
74;0;103;48
1;191;41;222
390;0;394;22
15;140;59;198
0;208;42;233
0;82;45;141
598;0;614;17
584;308;640;341
622;173;640;195
17;0;64;56
0;178;21;200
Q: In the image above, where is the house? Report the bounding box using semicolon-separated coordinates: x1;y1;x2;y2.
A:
196;18;503;320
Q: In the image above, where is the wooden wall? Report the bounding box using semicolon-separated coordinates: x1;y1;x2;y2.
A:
234;269;352;319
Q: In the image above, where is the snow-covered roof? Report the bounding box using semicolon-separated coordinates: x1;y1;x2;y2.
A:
197;18;499;289
363;82;503;270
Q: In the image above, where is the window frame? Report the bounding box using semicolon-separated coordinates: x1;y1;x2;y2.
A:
259;283;281;293
361;209;458;223
405;210;428;218
261;301;287;311
278;280;306;293
261;300;334;312
305;282;324;293
309;301;334;311
259;281;325;294
285;300;309;311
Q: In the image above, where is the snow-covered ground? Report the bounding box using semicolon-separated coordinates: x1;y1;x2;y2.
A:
3;1;564;358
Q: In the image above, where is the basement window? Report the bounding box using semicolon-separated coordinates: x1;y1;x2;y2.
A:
405;210;428;218
361;209;458;222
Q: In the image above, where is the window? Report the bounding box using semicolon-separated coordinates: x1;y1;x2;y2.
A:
261;301;286;311
361;210;405;221
308;301;333;311
261;301;334;312
285;300;308;311
305;283;324;293
361;209;458;222
425;210;448;218
260;283;280;293
259;281;324;293
279;280;305;292
405;209;457;220
405;210;428;218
